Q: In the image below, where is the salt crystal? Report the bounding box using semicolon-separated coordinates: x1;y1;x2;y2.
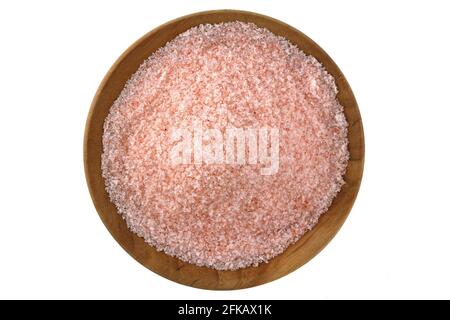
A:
102;22;349;270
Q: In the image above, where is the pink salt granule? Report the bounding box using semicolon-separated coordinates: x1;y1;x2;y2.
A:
102;22;349;270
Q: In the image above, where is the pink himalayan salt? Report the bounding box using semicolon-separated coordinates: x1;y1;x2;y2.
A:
102;22;349;270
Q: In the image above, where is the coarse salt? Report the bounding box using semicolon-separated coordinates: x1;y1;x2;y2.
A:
102;22;349;270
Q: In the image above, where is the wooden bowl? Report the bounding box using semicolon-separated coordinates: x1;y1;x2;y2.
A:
84;10;364;290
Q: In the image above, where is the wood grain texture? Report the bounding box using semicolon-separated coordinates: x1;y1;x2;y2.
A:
84;10;365;290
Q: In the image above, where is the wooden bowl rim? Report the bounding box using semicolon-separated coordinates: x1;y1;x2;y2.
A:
84;9;365;290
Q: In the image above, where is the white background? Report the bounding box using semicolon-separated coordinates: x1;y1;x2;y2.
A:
1;0;449;300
